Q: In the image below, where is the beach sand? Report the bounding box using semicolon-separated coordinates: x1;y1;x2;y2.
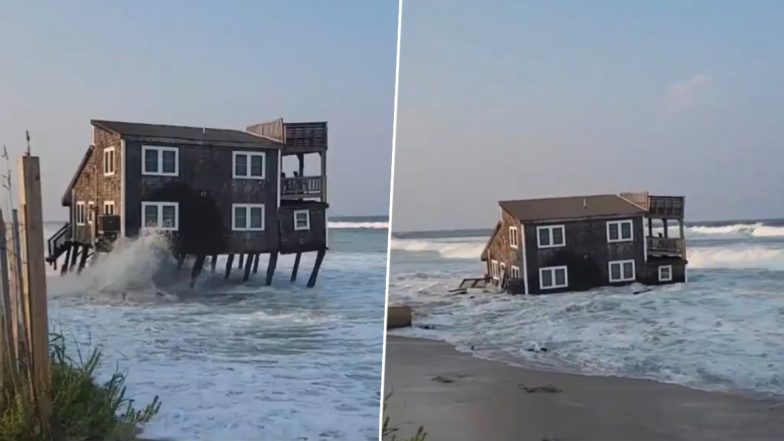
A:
384;336;784;441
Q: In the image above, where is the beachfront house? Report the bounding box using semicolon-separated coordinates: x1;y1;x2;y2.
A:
480;193;687;294
46;118;329;287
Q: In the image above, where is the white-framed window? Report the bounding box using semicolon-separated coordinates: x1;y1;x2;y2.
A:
540;265;568;290
658;265;673;282
141;202;178;230
233;151;265;179
500;262;507;278
75;201;86;226
142;146;179;176
232;203;265;231
509;226;519;249
511;265;521;279
609;259;636;282
294;209;310;231
491;260;499;279
607;219;634;243
537;225;565;248
103;146;115;176
103;200;115;215
88;201;95;224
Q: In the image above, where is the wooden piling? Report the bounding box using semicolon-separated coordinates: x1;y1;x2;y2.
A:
265;251;278;286
0;209;16;361
176;253;185;270
210;254;217;273
252;253;260;274
238;253;244;269
60;244;71;275
242;253;253;282
77;245;89;273
225;254;234;279
69;243;79;272
307;249;326;288
18;155;51;429
291;252;301;282
191;255;206;288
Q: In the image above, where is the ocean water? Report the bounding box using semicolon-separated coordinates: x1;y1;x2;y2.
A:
46;216;389;440
388;219;784;398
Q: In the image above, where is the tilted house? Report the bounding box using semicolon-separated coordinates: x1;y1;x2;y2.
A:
481;193;687;294
47;118;329;286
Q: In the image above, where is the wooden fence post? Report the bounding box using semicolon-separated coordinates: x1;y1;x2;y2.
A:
18;155;51;428
0;209;16;362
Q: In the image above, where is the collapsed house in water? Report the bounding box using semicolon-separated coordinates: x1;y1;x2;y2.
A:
46;118;328;287
475;193;686;294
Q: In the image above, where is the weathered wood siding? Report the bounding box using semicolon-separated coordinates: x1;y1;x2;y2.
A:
70;128;122;244
124;139;279;255
483;209;522;289
523;215;645;294
641;258;686;284
278;203;327;254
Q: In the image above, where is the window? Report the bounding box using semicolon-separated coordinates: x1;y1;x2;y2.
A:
491;260;499;279
233;151;265;179
511;265;521;279
103;201;115;215
659;265;673;282
294;209;310;231
141;202;178;230
537;225;565;248
88;201;95;224
607;219;634;243
540;266;568;290
233;204;265;231
500;262;507;278
609;259;636;282
103;146;115;176
75;201;86;225
142;146;179;176
509;226;519;248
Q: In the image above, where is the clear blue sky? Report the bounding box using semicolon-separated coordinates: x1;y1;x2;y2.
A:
393;0;784;231
0;0;398;218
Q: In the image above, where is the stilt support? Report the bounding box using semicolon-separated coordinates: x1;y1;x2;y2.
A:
307;249;326;288
265;252;278;286
238;253;244;269
176;253;185;270
225;254;234;279
252;253;260;274
210;254;217;273
291;252;302;282
60;243;72;275
191;255;206;288
69;243;80;273
77;245;90;273
243;253;254;282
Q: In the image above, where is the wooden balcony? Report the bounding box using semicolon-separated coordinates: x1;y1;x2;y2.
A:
648;196;684;218
281;176;323;199
647;237;685;256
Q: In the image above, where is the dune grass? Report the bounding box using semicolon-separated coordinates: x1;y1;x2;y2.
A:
0;334;160;441
382;394;427;441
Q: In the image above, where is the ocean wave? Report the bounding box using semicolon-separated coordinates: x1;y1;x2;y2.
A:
687;223;784;238
328;221;388;229
687;245;784;270
389;237;486;259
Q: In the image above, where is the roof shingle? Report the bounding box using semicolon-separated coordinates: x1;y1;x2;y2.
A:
500;194;645;222
91;119;282;148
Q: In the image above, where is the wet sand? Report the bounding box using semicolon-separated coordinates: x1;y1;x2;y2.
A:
384;336;784;441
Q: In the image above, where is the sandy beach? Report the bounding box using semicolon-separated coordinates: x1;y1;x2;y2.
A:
384;336;784;441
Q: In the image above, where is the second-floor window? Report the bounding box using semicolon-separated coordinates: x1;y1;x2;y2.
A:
537;225;565;248
103;146;115;175
233;151;265;179
143;146;178;176
142;202;178;230
607;219;633;243
509;226;519;248
233;204;265;231
103;201;115;215
294;209;311;231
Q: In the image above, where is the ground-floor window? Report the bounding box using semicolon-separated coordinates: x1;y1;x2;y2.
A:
491;260;499;279
232;204;265;231
294;209;310;231
658;265;673;282
141;202;178;230
609;259;636;282
75;201;86;225
88;201;95;224
511;265;521;279
103;201;115;215
540;265;568;290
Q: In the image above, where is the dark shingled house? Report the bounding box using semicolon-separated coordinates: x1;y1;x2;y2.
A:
47;118;329;287
480;192;687;294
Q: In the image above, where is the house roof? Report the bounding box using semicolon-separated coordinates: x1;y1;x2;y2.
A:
61;145;94;206
91;119;282;148
499;194;646;222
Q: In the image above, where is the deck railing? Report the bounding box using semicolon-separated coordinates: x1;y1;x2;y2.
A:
647;237;685;255
281;176;323;198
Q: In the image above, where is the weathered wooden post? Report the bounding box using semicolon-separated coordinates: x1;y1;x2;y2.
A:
18;155;51;429
0;209;16;362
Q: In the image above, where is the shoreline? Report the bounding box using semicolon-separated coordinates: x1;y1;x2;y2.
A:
384;335;784;441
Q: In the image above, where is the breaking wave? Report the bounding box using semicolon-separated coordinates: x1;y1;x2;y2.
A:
687;223;784;238
687;245;784;270
328;221;388;229
389;237;485;260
